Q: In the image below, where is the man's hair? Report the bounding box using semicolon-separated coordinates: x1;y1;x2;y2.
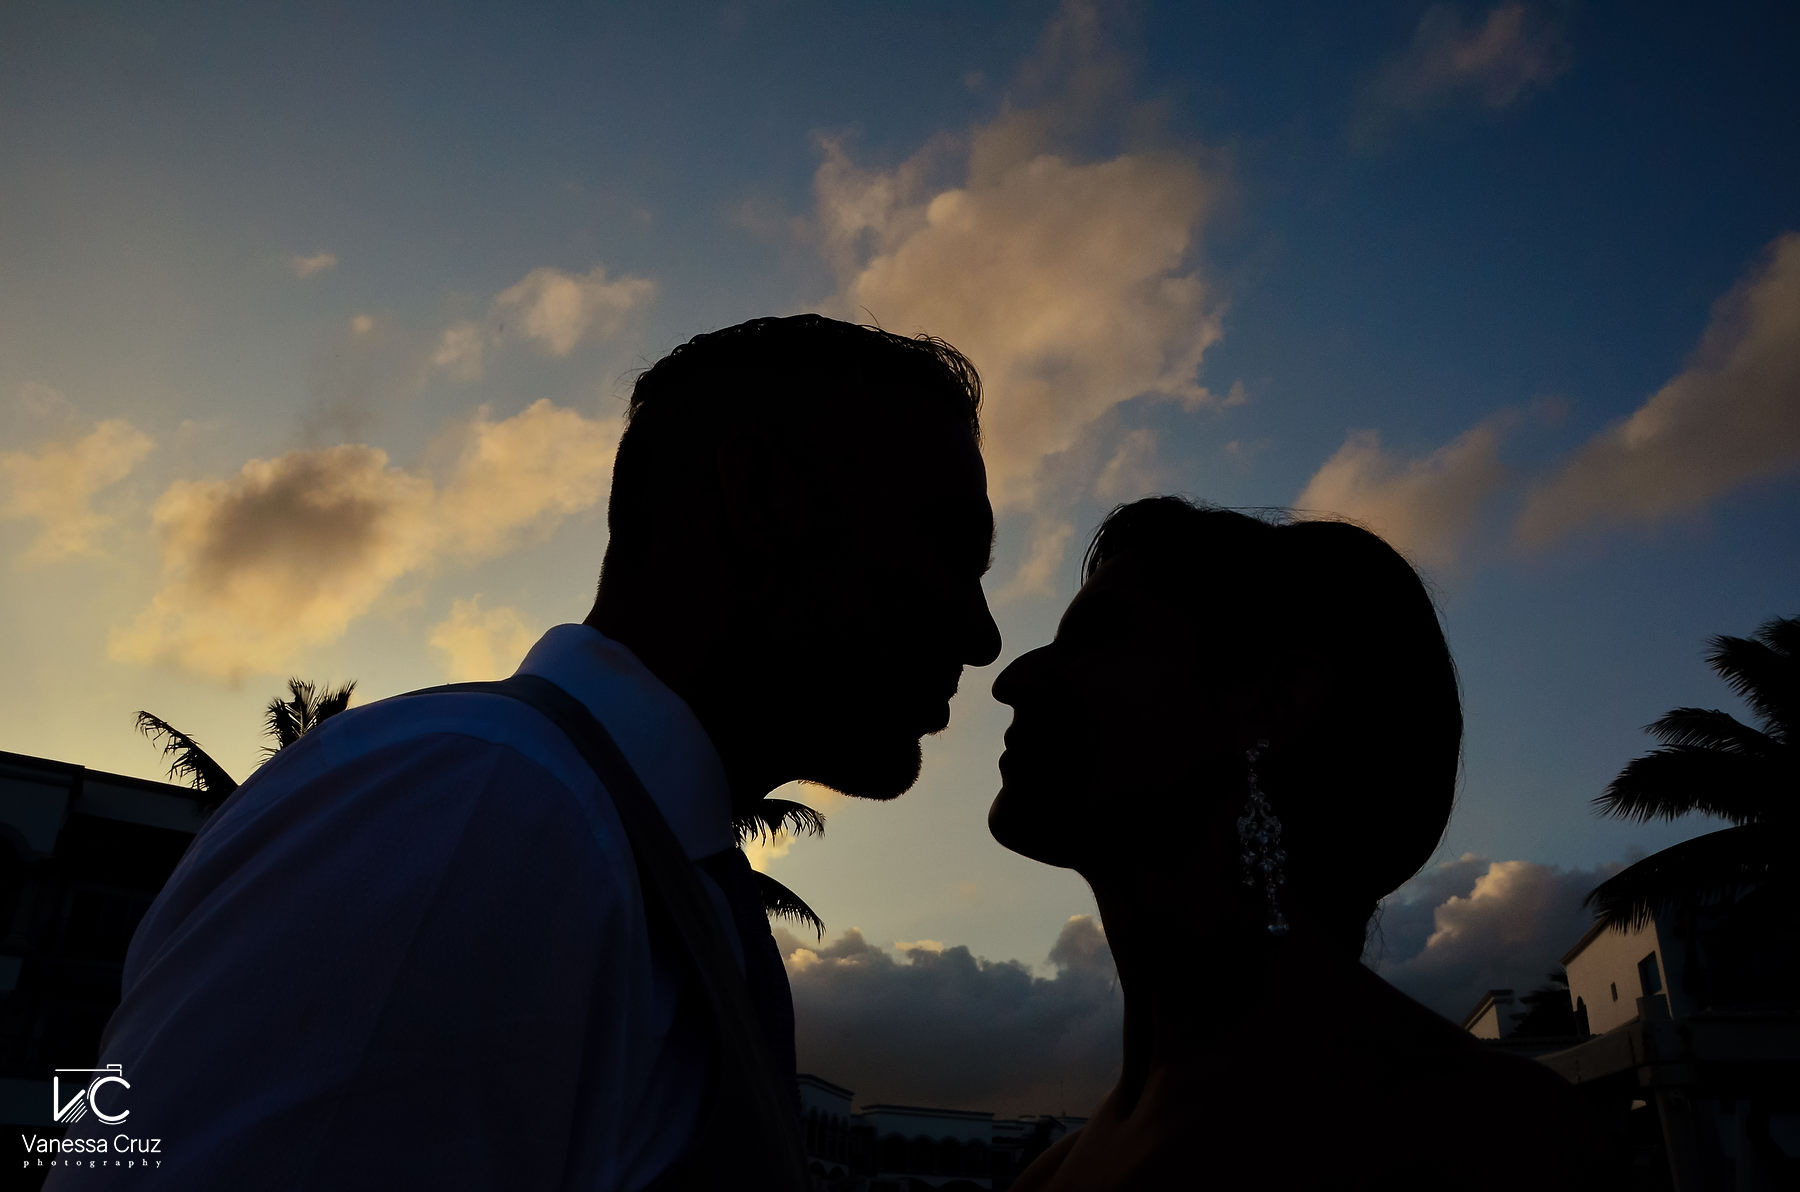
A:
604;313;981;572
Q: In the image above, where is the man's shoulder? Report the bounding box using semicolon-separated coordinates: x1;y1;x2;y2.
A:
267;683;601;795
193;684;639;884
131;687;648;977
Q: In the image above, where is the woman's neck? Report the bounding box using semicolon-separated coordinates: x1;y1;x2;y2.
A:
1089;868;1360;1118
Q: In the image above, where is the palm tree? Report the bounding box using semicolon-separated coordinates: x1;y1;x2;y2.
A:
259;678;358;759
1584;615;1797;931
734;797;827;939
136;677;357;813
1509;970;1581;1038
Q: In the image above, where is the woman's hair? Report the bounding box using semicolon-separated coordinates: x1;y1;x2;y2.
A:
1082;496;1462;944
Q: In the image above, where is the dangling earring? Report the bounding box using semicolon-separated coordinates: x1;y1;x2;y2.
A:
1236;739;1289;936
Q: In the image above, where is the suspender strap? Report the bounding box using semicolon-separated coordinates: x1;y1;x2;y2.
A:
425;673;808;1190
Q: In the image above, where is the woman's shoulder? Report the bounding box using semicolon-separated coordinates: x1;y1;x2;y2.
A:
1343;976;1614;1183
1008;1128;1083;1192
1351;970;1574;1093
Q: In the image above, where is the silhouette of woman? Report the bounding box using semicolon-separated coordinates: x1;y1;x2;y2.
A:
991;498;1609;1191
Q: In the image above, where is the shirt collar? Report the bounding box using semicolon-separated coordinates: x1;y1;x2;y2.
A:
513;623;735;861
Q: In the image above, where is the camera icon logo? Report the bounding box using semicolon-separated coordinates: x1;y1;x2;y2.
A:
51;1064;131;1126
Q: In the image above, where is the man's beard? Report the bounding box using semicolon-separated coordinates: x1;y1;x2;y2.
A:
798;730;925;802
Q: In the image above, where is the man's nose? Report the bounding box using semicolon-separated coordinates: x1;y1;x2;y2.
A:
964;587;1001;667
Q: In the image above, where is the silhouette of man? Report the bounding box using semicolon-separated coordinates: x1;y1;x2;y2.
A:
50;315;999;1191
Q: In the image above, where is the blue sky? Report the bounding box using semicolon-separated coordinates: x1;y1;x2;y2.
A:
3;0;1796;1113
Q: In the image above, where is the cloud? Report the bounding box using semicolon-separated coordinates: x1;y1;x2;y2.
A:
780;915;1121;1116
1;415;154;562
1369;853;1616;1021
420;263;657;384
427;597;537;681
992;519;1076;605
289;251;339;279
492;264;655;357
744;782;843;874
110;399;620;680
1093;428;1160;502
743;832;793;872
1517;232;1800;546
1358;3;1569;136
813;0;1222;513
430;320;486;382
1293;414;1512;570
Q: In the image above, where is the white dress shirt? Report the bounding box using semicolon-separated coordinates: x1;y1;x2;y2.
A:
48;625;751;1191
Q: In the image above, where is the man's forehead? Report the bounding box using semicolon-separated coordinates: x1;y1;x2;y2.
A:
826;413;993;558
814;402;984;488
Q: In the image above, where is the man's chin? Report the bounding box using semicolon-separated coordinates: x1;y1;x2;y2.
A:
800;736;924;801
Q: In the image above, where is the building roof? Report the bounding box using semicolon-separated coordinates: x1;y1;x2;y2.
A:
796;1073;854;1099
856;1104;995;1123
1459;988;1516;1032
1560;917;1616;965
0;748;202;801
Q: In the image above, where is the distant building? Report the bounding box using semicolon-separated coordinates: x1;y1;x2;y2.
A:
798;1073;1085;1191
1520;897;1800;1190
1562;916;1678;1035
799;1072;855;1183
1460;988;1516;1040
0;749;207;1165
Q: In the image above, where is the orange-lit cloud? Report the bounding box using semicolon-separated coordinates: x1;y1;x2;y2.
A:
426;264;657;384
1517;232;1800;546
813;0;1222;519
743;781;842;874
1;414;154;563
110;400;620;680
427;597;538;681
778;915;1120;1115
1371;852;1618;1019
493;264;655;358
1294;414;1512;570
742;833;793;872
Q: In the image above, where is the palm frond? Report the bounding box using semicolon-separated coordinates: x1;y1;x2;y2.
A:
1583;824;1794;931
1648;707;1779;756
1708;617;1800;743
733;797;827;848
261;677;355;759
263;679;312;755
315;680;356;723
1594;746;1787;825
751;869;825;940
133;711;238;805
1755;616;1800;657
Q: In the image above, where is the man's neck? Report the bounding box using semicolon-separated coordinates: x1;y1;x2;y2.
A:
587;593;785;814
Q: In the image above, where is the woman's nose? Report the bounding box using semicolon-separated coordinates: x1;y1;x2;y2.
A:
991;644;1050;707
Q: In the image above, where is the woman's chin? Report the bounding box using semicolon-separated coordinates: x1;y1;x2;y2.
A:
987;788;1078;867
